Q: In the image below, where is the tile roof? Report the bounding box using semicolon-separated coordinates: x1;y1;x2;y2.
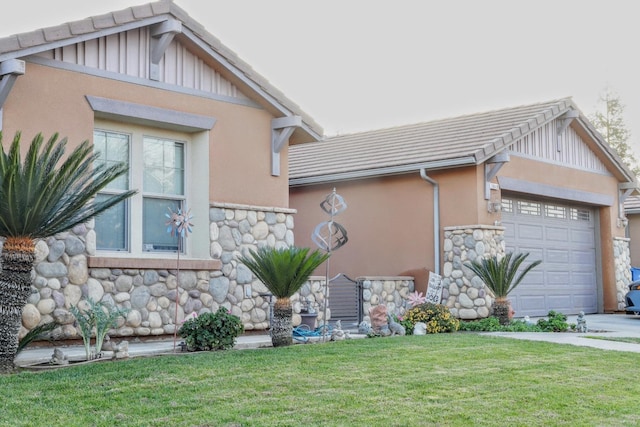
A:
289;98;631;185
0;0;322;138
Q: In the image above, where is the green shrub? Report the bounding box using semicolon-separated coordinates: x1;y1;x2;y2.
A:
393;314;414;335
459;312;573;332
458;316;503;332
404;303;459;334
178;308;244;351
537;310;573;332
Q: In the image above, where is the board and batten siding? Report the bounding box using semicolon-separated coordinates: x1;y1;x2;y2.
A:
34;28;248;100
510;119;610;175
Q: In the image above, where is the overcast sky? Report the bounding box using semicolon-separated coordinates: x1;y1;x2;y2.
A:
2;0;639;153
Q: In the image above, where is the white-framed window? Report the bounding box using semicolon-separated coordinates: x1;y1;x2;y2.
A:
93;130;131;251
142;137;185;252
93;120;202;257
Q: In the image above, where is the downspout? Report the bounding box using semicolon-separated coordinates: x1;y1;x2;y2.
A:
420;168;440;275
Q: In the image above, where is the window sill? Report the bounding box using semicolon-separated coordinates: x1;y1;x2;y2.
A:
87;256;222;271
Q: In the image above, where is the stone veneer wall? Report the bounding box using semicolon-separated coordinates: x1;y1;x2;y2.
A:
614;237;632;311
360;277;414;323
19;202;328;340
291;276;328;326
442;225;505;319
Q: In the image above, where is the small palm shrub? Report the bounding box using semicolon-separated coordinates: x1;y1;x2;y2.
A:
464;252;541;325
17;321;59;354
178;308;244;351
404;303;459;334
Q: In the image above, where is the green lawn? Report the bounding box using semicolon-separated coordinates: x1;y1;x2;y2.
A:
2;334;639;427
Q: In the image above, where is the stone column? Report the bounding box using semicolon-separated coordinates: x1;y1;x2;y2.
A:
613;237;632;311
442;225;505;320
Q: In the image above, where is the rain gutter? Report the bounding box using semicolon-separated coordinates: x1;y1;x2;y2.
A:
420;168;440;275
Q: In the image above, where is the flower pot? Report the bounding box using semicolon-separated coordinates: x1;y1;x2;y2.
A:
299;313;318;329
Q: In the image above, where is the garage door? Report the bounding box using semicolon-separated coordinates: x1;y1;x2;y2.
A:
500;197;598;317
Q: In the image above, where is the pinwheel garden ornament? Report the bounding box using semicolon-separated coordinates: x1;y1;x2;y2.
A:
165;206;194;351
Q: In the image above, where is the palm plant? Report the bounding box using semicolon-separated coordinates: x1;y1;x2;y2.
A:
239;246;330;347
464;252;541;325
0;132;136;373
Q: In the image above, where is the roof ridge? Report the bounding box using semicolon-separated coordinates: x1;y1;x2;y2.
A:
321;97;573;141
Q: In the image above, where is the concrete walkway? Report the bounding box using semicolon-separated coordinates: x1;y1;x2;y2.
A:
484;313;640;353
15;334;274;367
14;313;640;367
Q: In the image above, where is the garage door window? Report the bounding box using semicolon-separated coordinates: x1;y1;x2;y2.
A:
517;201;541;216
570;208;590;221
545;204;566;219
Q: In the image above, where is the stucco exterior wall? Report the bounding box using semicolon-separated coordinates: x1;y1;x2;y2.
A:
3;62;288;208
290;174;434;280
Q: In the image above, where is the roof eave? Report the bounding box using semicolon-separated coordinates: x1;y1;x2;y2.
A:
289;157;477;187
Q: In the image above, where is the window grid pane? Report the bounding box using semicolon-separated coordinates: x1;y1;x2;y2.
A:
143;137;184;196
143;197;183;252
95;195;128;251
94;130;130;251
94;130;130;191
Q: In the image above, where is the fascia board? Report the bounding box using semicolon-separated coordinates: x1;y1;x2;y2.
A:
0;16;167;62
289;157;477;187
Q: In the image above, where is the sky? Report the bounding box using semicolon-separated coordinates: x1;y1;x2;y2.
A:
1;0;640;153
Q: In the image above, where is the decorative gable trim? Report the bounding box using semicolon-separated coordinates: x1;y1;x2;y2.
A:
508;118;611;175
149;19;182;80
271;116;302;176
0;59;25;108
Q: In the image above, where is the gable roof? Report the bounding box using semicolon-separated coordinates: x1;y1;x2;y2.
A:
0;0;322;141
289;97;636;186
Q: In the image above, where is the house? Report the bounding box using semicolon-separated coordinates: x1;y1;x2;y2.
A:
290;98;638;319
0;0;325;338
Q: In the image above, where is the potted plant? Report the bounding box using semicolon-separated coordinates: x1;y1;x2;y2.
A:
464;252;541;325
239;246;329;347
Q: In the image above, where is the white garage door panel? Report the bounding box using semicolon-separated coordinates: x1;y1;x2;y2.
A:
518;224;544;240
546;226;569;241
549;295;573;311
514;295;547;311
547;272;570;285
546;249;569;262
572;229;595;245
501;197;598;317
572;250;596;265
